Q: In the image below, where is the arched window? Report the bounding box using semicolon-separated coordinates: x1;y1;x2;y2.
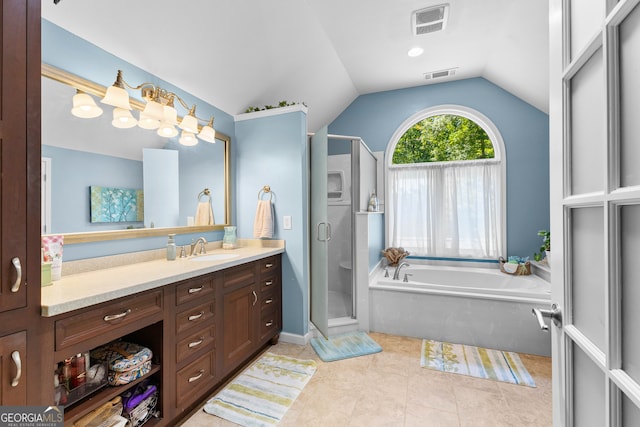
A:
385;105;506;259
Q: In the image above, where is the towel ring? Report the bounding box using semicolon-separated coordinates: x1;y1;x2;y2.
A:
198;188;211;202
258;185;273;201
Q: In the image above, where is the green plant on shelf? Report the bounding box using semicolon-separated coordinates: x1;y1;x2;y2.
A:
245;101;306;113
533;230;550;262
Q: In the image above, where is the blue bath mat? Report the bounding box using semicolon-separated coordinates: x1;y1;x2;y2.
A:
311;331;382;362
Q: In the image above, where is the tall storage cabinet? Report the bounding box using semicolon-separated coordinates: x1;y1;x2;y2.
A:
0;0;41;406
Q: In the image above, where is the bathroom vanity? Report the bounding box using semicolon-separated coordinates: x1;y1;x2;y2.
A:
39;244;283;425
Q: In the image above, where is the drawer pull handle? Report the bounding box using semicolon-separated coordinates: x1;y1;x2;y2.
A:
103;309;131;322
264;280;273;287
11;351;22;387
189;311;205;321
265;298;274;304
188;286;204;294
188;337;204;348
265;321;274;327
265;263;273;268
252;291;258;306
11;257;22;293
188;369;205;383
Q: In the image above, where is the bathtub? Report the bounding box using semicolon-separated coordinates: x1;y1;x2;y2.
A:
369;264;552;356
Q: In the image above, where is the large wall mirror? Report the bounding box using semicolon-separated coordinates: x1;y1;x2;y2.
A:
41;64;231;244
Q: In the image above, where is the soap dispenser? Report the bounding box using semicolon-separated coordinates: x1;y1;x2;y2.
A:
166;234;177;261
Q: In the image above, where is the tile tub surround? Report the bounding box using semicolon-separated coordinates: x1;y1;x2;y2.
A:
181;332;552;426
41;239;285;316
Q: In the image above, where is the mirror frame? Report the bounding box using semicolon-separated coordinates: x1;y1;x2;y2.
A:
41;63;231;244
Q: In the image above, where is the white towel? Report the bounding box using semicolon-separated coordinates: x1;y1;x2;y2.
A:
195;201;214;226
253;199;273;238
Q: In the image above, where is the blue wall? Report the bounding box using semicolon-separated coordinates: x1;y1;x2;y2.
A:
329;78;550;258
235;110;309;337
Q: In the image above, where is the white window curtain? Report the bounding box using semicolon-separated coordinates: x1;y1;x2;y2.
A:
388;159;502;259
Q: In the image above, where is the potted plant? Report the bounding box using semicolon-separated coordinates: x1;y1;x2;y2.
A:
533;230;550;265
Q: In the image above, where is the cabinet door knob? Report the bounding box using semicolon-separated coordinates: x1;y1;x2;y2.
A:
188;311;205;321
265;298;273;304
265;263;273;268
252;291;258;306
11;351;22;387
264;280;273;287
265;321;274;327
103;309;131;322
188;369;205;383
188;337;204;348
188;286;204;294
11;257;22;293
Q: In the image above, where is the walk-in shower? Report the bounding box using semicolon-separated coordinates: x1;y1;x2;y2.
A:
310;130;379;337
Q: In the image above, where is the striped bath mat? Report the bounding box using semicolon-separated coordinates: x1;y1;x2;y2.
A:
311;331;382;362
420;339;536;387
204;352;317;426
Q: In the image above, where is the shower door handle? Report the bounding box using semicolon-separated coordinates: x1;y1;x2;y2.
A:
532;304;562;331
316;222;332;242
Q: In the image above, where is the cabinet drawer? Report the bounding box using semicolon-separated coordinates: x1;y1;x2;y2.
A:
260;307;280;341
222;263;256;289
175;301;215;335
259;274;279;293
176;351;216;407
260;290;279;312
258;256;279;274
55;290;163;351
176;277;215;306
176;325;215;365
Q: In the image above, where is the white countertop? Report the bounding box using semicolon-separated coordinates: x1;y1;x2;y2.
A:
41;242;285;317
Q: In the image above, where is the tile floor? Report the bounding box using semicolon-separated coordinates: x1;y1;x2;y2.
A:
180;332;552;427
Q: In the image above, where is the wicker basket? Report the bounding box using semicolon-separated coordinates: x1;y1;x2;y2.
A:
381;247;410;266
499;257;531;276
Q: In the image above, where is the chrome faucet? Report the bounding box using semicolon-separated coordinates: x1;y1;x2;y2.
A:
190;237;208;256
393;262;410;280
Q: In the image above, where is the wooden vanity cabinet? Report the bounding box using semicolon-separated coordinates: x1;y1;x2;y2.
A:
0;332;27;405
221;255;282;375
171;275;218;414
41;254;282;425
0;0;41;406
47;290;165;425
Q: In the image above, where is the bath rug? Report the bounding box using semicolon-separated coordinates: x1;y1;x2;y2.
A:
311;331;382;362
420;339;536;387
203;352;316;427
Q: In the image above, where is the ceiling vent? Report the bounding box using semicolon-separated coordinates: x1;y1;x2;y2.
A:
424;68;456;80
412;4;449;35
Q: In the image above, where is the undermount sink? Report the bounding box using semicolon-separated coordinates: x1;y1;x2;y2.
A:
189;253;239;262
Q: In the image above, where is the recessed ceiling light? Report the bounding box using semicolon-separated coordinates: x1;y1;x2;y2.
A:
408;47;424;57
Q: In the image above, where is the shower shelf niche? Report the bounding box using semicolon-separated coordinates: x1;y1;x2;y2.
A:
328;170;345;201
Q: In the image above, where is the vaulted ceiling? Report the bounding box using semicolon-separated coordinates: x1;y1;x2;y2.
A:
41;0;549;133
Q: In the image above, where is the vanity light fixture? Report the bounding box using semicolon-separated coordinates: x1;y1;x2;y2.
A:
71;89;103;118
198;117;216;143
74;69;216;146
112;108;138;129
178;131;198;146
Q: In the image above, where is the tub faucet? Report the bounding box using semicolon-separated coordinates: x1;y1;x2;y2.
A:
191;237;208;256
393;262;410;280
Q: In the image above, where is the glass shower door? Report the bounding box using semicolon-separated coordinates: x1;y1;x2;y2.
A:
310;126;329;338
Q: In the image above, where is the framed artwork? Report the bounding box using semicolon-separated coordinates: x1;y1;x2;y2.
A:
90;186;144;223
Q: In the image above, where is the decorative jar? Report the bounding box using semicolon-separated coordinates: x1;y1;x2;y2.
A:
223;226;238;249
